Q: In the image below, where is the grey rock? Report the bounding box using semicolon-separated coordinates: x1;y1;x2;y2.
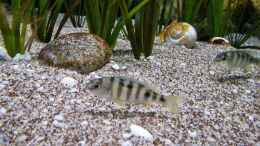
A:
0;107;7;117
54;113;64;121
0;84;6;91
111;63;127;71
38;32;112;74
121;141;133;146
53;120;67;128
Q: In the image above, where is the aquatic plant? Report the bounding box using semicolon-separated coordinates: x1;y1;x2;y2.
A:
120;0;160;59
84;0;123;48
158;0;175;32
225;33;251;48
65;0;85;28
177;0;204;23
223;0;260;49
31;0;64;43
207;0;226;37
0;0;34;57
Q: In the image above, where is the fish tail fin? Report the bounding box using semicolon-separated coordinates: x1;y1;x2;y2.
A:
165;95;183;113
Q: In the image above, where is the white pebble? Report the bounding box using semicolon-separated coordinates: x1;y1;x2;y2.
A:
41;121;48;125
147;56;154;60
23;52;32;62
255;121;260;129
60;76;78;88
180;63;186;66
81;121;88;126
0;84;6;91
232;88;239;94
121;141;133;146
245;90;251;94
16;134;27;142
249;114;256;122
0;134;9;145
207;136;216;142
209;71;215;75
12;65;21;71
94;74;102;79
103;120;111;125
256;142;260;146
122;133;132;139
112;64;120;70
161;138;174;146
188;130;197;138
111;63;127;71
53;120;67;128
54;114;64;121
204;109;211;116
49;97;55;102
0;107;7;116
121;65;127;70
78;140;86;146
128;124;153;141
2;81;9;85
37;86;45;92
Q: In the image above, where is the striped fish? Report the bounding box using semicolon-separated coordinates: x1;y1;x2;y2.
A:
214;49;260;69
86;76;182;113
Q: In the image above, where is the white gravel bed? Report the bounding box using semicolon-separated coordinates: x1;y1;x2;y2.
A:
0;31;260;145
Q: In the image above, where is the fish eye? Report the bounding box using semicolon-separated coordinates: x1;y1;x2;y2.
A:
214;53;225;62
94;84;99;88
88;79;101;89
221;54;226;60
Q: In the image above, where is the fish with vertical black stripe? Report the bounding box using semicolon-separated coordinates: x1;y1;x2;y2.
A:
86;76;182;113
214;49;260;69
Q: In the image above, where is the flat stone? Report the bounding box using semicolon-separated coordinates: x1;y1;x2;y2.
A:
128;124;153;141
39;32;112;74
54;114;64;121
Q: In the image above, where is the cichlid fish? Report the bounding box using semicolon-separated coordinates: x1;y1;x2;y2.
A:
86;76;182;113
160;20;197;48
214;49;260;69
